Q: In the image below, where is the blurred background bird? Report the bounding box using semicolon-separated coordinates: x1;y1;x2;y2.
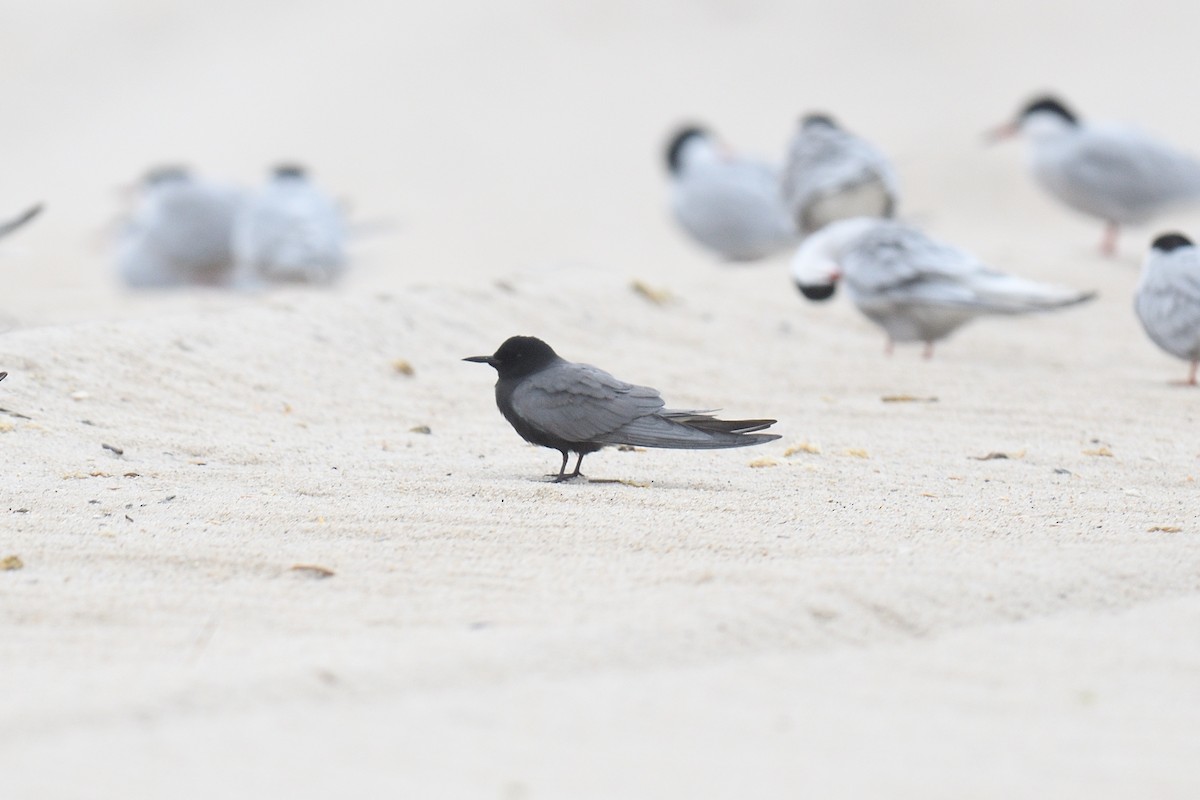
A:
233;164;348;286
115;166;243;288
663;125;796;262
990;95;1200;256
781;113;899;236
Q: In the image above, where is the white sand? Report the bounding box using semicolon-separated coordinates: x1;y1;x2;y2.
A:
3;1;1200;797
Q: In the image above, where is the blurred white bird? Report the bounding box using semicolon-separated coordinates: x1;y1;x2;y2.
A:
116;166;243;288
791;217;1095;357
1134;232;1200;385
665;125;796;262
781;113;899;235
991;95;1200;256
233;164;347;285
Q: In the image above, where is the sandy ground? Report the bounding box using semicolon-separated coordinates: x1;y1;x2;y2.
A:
3;1;1200;797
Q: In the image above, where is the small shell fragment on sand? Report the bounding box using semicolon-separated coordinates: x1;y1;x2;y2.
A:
1083;447;1114;457
784;442;821;456
881;395;938;403
970;450;1025;461
630;280;672;306
844;448;870;459
392;359;415;376
102;443;124;456
70;390;90;401
290;563;335;579
748;457;780;468
409;425;432;434
1;555;23;571
1147;525;1182;533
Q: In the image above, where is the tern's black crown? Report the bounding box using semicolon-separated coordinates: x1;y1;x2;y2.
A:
665;126;708;174
273;163;308;179
797;283;837;302
1151;232;1194;252
1019;96;1078;126
801;113;839;130
486;336;561;380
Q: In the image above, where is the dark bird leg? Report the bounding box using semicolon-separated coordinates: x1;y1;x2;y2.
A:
1100;222;1119;257
549;450;569;482
570;453;586;479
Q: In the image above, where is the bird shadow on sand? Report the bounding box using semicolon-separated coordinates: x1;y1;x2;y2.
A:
519;473;755;492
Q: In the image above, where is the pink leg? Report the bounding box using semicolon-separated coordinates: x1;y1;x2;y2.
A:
1169;361;1198;386
884;339;894;357
1100;222;1119;257
922;341;935;360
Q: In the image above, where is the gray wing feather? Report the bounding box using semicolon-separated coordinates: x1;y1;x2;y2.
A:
509;362;779;449
509;362;665;442
597;413;779;449
844;223;1091;312
1044;126;1200;221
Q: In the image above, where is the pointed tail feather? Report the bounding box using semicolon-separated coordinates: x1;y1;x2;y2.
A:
598;412;780;450
971;273;1096;314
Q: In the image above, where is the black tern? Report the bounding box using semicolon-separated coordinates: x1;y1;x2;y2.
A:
465;336;780;481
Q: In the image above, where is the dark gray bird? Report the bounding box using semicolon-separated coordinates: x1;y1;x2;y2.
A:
464;336;780;481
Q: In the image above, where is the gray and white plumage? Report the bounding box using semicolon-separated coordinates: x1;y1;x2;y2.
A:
791;217;1095;353
665;126;797;262
233;164;347;285
1134;233;1200;384
997;96;1200;254
465;336;779;480
116;166;243;288
781;114;899;235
